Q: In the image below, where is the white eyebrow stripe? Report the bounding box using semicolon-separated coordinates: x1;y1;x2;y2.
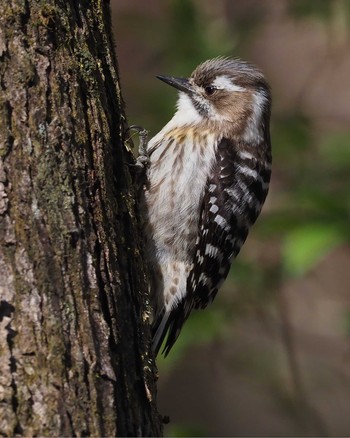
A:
212;75;246;92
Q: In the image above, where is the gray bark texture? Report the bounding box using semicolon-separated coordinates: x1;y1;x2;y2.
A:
0;0;162;436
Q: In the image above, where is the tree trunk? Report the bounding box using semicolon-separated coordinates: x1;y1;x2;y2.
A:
0;1;162;436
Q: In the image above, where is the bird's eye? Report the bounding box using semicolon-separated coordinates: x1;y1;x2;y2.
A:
204;85;216;95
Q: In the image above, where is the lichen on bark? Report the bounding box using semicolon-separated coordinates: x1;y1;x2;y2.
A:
0;0;161;436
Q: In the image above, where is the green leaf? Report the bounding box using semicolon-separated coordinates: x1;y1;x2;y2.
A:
319;131;350;169
272;113;312;155
282;224;345;277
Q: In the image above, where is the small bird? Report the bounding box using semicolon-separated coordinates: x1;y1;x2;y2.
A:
142;57;272;356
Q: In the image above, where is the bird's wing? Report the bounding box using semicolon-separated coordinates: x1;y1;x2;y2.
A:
189;139;244;309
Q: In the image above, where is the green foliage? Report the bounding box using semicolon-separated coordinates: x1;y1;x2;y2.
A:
165;423;208;437
272;113;312;159
164;0;233;73
282;223;344;277
319;130;350;171
288;0;333;21
268;113;350;278
288;0;350;30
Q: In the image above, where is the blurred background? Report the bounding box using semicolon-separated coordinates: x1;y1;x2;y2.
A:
111;0;350;436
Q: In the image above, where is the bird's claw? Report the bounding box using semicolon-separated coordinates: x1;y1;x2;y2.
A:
128;125;149;168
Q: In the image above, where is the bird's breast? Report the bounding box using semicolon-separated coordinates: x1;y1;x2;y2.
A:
145;127;219;260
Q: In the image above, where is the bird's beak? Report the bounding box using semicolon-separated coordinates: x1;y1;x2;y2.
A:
156;75;194;95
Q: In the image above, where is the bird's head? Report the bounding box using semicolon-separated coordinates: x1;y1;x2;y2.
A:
157;57;271;141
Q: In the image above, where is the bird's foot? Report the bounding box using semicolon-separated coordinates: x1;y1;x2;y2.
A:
128;125;150;169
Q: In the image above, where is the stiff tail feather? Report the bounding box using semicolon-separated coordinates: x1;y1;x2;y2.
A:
152;309;171;356
152;299;192;357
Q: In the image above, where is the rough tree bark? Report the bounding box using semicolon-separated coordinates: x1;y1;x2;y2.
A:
0;0;162;436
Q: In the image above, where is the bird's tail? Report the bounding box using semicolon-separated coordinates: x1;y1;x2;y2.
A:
152;299;193;357
152;309;171;356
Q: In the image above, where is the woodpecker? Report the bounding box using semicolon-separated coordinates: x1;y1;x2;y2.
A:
141;57;272;356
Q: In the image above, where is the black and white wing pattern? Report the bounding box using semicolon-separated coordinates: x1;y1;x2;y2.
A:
160;137;271;356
